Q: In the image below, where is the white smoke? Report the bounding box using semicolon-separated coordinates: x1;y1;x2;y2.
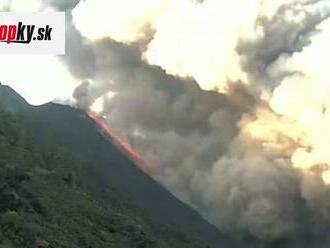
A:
72;0;169;43
67;0;330;243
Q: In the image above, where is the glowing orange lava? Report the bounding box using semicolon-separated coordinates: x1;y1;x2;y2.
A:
86;110;154;175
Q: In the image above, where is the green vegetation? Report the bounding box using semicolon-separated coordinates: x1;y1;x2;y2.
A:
0;105;208;248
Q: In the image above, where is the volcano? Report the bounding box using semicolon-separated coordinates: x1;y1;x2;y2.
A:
86;110;154;175
0;85;255;248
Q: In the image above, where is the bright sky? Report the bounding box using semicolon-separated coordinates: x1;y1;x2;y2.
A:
0;55;77;105
0;0;78;106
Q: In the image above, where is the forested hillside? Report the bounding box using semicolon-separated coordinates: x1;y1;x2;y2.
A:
0;105;208;248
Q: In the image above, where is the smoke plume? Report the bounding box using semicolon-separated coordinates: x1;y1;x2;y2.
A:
70;0;330;244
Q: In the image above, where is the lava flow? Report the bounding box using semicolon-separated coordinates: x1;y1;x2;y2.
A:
86;110;154;175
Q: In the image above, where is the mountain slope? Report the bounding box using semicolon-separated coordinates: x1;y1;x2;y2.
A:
0;93;213;247
0;85;251;247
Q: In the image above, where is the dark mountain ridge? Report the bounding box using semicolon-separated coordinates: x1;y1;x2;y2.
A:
0;85;252;247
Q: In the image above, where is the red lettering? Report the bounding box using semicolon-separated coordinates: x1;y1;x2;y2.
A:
7;25;17;43
0;25;8;41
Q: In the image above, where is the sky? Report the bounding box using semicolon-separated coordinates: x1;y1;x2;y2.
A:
0;0;76;105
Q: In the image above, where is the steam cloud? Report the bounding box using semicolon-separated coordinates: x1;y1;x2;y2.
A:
5;0;330;246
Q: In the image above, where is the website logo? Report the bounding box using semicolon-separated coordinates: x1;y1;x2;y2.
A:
0;12;65;54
